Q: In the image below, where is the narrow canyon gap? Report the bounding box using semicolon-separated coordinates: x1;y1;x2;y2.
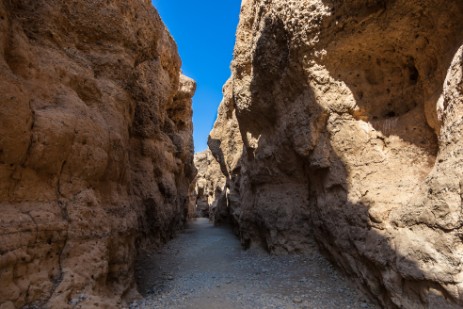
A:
152;0;241;153
2;0;463;309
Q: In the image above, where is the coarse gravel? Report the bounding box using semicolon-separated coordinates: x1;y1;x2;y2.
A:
132;218;379;309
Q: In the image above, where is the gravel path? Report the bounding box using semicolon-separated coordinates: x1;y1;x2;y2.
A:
132;218;378;309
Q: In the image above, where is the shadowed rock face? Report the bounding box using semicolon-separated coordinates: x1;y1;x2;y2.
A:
208;0;463;307
0;1;195;308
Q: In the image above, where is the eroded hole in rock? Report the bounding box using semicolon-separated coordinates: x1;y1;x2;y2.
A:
321;5;463;156
406;56;419;85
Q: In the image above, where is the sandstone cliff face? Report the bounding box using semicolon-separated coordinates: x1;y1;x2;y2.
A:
191;150;226;220
208;79;243;227
0;1;195;308
209;0;463;307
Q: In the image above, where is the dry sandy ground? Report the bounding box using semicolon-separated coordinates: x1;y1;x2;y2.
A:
132;218;378;309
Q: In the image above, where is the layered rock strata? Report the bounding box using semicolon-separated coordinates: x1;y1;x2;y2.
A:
208;0;463;307
0;1;195;308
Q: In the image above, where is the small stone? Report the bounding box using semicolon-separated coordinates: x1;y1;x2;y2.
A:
293;296;303;304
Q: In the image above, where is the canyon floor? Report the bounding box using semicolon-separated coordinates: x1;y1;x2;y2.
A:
132;218;378;309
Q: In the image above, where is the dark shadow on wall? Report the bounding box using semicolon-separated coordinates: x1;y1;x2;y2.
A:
206;136;240;231
312;3;463;305
208;137;229;178
208;2;463;307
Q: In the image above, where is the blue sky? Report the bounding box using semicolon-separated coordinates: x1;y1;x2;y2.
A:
152;1;241;152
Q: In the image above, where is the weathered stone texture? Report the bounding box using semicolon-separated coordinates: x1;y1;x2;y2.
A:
0;1;195;308
191;150;226;219
208;0;463;307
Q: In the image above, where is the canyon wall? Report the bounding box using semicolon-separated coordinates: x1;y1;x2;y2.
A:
0;1;195;308
191;150;226;219
208;0;463;307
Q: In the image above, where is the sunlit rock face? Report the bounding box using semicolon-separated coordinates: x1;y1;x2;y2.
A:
191;150;227;219
0;0;195;307
208;0;463;307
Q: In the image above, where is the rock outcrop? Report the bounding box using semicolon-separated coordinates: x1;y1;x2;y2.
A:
0;1;195;308
208;0;463;307
208;79;243;227
191;150;226;220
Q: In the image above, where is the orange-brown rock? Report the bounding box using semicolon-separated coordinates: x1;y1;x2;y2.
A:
0;1;195;308
208;0;463;307
191;150;226;219
207;79;244;228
